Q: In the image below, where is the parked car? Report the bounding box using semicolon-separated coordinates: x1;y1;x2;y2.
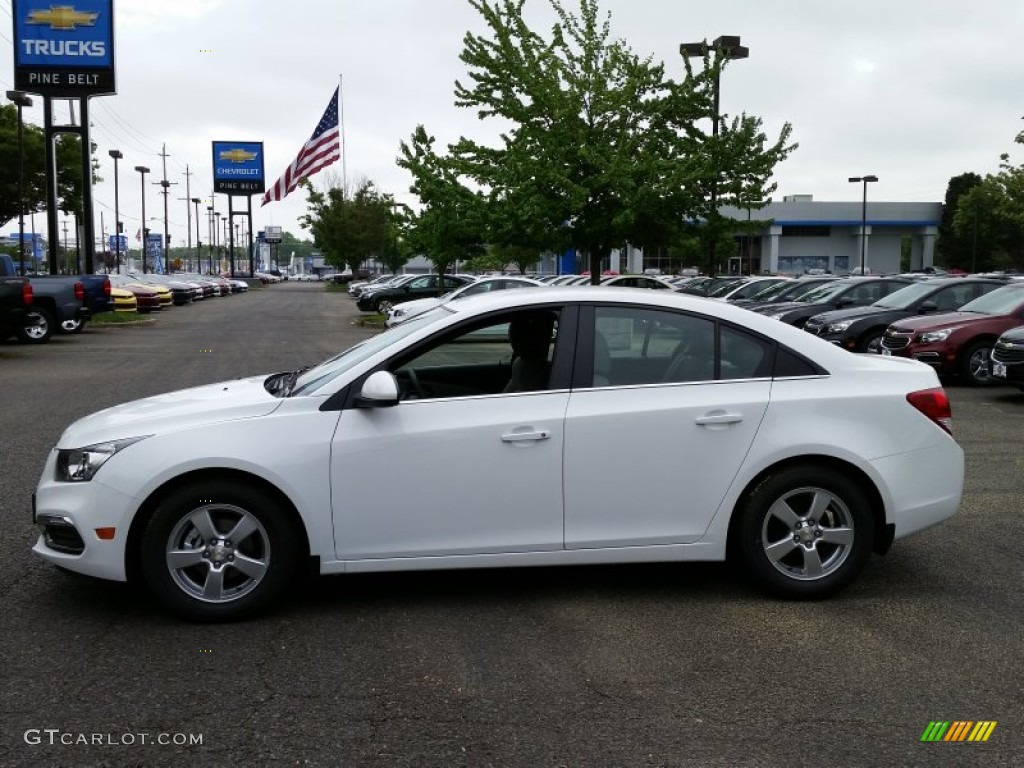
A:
32;287;963;620
348;274;392;297
675;276;747;297
386;276;544;326
707;277;792;302
357;274;474;313
804;278;1005;353
598;275;677;290
108;275;162;313
110;286;138;313
879;282;1024;385
731;276;840;308
0;277;32;342
750;277;913;328
990;325;1024;391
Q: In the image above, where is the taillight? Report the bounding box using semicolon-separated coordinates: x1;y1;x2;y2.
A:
906;387;953;435
22;282;33;305
103;278;111;296
74;281;85;301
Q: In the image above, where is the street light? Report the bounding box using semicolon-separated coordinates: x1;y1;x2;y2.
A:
135;165;150;272
214;211;222;274
7;90;33;275
108;149;123;273
206;206;214;274
848;175;879;275
191;198;202;272
679;35;749;276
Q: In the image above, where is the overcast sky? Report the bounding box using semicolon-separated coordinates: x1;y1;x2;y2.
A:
3;0;1023;252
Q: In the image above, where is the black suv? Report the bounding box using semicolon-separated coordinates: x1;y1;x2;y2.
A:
357;274;473;313
747;277;913;328
804;278;1006;353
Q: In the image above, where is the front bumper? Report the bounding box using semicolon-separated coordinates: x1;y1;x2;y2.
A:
31;450;137;582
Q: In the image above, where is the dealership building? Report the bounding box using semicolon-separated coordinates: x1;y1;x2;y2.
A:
551;194;942;276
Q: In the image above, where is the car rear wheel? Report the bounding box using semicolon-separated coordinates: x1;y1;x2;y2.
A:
17;308;54;344
958;340;995;386
140;481;300;621
60;317;86;334
735;466;874;599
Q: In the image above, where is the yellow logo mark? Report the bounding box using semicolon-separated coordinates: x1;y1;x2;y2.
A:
27;5;99;30
219;148;258;163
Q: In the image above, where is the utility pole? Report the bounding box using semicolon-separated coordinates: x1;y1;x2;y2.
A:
156;144;177;274
181;166;194;269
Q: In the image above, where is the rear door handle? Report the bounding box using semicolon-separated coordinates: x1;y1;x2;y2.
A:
694;412;743;426
501;430;551;442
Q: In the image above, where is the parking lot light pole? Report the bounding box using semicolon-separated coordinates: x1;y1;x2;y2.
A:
191;198;202;272
848;175;879;275
135;166;150;272
7;90;33;275
679;36;748;277
108;150;123;273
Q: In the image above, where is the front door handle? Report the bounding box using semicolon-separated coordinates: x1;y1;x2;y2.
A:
694;412;743;426
501;430;551;442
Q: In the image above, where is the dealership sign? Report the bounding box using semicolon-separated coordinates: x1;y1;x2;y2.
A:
12;0;116;96
212;141;266;195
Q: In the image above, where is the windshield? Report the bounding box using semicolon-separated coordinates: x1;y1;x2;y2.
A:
726;279;788;300
956;284;1024;315
793;281;853;303
705;279;747;297
871;281;941;309
290;308;448;395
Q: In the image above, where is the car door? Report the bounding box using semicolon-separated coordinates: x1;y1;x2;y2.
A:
330;306;573;560
562;305;771;548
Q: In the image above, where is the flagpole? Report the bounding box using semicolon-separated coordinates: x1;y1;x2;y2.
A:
339;73;348;193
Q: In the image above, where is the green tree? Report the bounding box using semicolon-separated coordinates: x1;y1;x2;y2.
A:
937;172;984;269
404;0;795;283
300;178;399;272
0;104;101;226
398;126;487;275
952;122;1024;271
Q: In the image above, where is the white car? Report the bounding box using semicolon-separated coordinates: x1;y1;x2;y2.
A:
32;287;964;620
386;276;545;326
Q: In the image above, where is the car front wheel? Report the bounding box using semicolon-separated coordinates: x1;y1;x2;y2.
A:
735;466;874;599
959;340;995;386
376;298;393;315
140;481;300;621
60;317;86;334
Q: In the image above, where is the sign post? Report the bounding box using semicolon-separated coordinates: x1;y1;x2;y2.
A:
12;0;117;275
212;141;265;277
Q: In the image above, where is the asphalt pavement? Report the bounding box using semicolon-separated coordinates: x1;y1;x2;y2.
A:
0;282;1021;767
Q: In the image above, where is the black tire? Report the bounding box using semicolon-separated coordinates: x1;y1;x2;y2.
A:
17;307;54;344
60;317;87;334
958;340;995;387
857;329;884;354
377;298;393;315
735;466;874;599
140;481;300;621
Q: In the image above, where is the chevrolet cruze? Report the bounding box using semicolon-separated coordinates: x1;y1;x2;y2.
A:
33;288;964;620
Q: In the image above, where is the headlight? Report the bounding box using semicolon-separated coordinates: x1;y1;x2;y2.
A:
918;328;953;343
56;437;150;482
827;320;853;333
767;311;790;320
391;307;405;317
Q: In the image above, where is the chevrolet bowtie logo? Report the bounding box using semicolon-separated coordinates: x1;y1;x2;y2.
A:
219;149;258;163
27;5;99;30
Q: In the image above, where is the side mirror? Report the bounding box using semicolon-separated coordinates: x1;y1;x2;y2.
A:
355;371;400;408
918;300;938;313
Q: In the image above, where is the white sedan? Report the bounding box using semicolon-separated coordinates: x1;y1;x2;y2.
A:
32;287;964;620
385;275;545;326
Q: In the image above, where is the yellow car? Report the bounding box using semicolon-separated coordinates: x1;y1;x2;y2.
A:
130;279;173;308
110;286;138;312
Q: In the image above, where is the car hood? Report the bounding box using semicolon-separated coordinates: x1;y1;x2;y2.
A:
889;311;991;333
58;375;283;448
809;306;893;324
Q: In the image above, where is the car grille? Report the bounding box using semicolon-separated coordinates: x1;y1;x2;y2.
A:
992;341;1024;364
881;330;912;350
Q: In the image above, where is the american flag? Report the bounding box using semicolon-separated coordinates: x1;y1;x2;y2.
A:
261;87;341;205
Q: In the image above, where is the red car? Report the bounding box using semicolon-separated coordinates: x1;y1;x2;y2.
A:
880;283;1024;385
